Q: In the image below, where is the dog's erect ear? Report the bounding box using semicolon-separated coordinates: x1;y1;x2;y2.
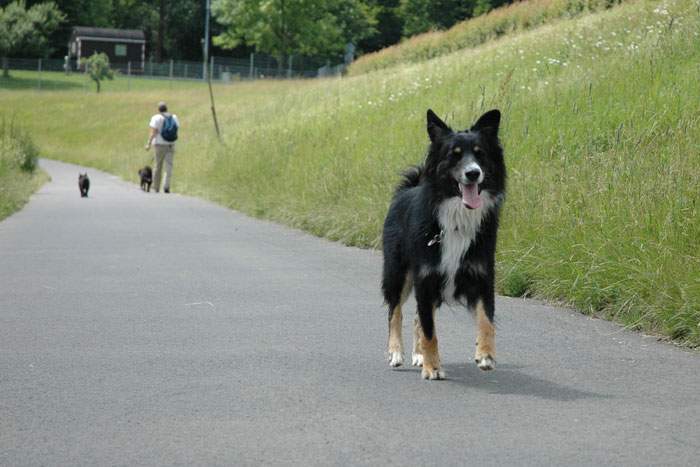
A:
471;109;501;135
427;109;451;143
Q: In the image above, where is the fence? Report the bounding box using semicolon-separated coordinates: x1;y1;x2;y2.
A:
0;54;346;89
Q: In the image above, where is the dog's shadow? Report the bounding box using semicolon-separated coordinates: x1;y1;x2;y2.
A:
400;363;610;401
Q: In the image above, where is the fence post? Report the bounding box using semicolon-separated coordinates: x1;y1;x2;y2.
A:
210;56;215;81
169;59;174;89
184;63;188;79
287;55;293;79
127;61;131;91
249;53;254;79
37;58;42;90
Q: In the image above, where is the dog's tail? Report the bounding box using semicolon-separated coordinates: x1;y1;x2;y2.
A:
396;165;423;193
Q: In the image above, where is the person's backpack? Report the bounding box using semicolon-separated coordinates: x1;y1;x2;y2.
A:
160;114;178;142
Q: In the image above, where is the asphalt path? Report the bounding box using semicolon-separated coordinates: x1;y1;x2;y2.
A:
1;159;699;466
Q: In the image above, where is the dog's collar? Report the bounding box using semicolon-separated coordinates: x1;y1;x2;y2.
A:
427;229;445;247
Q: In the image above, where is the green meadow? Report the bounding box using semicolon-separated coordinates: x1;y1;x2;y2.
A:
1;0;698;346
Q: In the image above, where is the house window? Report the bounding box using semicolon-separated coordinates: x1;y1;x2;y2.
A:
115;44;127;57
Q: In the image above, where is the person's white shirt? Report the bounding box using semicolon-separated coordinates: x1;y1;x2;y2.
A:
149;112;180;145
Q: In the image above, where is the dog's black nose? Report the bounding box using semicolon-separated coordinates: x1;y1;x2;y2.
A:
465;169;481;182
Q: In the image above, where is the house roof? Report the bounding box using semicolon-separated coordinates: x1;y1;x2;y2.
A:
71;27;145;42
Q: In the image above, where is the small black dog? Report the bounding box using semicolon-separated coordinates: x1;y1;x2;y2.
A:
138;166;153;192
78;173;90;197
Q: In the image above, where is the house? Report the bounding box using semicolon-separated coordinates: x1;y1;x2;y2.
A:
68;27;146;72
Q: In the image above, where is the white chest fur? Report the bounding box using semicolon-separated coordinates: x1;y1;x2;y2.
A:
436;193;497;303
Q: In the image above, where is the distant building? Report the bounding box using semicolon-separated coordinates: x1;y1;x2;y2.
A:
68;27;145;72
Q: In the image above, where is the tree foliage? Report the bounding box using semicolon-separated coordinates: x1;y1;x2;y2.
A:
85;52;114;93
212;0;377;65
0;0;64;76
0;0;515;64
358;0;402;53
397;0;473;36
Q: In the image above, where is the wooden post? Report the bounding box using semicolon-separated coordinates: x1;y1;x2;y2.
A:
207;61;221;141
249;52;254;79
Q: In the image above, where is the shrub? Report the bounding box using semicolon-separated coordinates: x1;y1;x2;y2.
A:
0;119;38;173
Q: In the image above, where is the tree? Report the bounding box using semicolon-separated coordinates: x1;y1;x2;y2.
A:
85;52;114;93
111;0;204;62
0;0;64;77
212;0;376;70
358;0;403;54
28;0;112;57
398;0;472;36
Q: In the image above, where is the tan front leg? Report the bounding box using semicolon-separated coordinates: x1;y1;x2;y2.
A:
411;316;423;367
420;333;444;380
474;300;496;370
387;275;412;367
417;306;443;380
388;304;404;367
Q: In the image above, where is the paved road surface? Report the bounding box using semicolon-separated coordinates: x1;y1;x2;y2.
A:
1;159;699;466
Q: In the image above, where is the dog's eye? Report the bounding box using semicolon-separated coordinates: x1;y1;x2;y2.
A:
473;146;482;154
452;147;462;156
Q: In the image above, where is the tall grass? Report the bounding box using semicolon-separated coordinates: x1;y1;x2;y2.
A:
0;120;46;220
0;0;698;345
348;0;624;76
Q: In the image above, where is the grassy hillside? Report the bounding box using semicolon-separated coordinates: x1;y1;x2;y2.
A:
1;0;698;346
0;121;48;220
348;0;625;76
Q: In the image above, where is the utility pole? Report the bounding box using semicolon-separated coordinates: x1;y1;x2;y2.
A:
203;0;221;141
157;0;165;62
203;0;210;81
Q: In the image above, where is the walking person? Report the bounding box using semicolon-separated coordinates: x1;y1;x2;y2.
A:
145;101;180;193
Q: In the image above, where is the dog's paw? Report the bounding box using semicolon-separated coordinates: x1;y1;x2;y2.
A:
411;352;424;367
388;352;404;367
421;367;445;380
475;355;495;371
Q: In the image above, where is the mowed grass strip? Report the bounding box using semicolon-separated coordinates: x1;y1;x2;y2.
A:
1;0;698;345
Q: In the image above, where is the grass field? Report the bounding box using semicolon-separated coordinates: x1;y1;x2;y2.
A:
1;0;698;346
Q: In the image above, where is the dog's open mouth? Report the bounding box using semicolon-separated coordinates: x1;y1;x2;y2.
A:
460;183;482;209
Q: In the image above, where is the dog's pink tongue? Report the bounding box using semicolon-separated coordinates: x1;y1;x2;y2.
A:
461;183;482;209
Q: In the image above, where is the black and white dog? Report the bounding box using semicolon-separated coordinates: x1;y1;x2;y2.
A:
382;109;505;380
